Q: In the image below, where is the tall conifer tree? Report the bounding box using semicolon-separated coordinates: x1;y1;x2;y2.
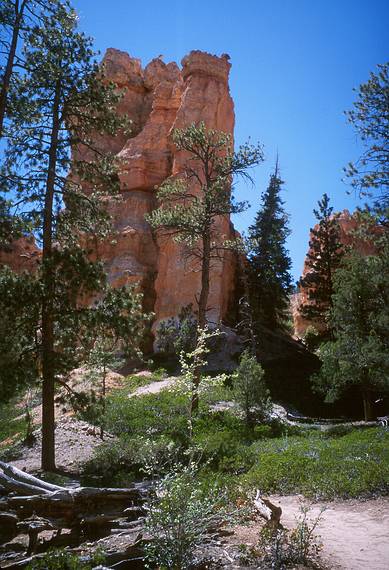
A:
0;1;128;470
248;163;292;331
299;193;344;336
313;249;389;420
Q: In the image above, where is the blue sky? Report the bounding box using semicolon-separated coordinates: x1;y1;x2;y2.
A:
72;0;388;280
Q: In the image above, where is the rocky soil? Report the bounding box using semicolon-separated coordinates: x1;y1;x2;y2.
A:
8;417;114;475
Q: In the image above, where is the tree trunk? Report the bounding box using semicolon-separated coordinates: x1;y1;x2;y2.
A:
0;0;26;139
41;79;61;472
100;366;106;440
197;233;211;329
362;390;374;421
191;233;211;414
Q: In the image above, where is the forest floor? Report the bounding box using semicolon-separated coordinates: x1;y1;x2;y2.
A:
1;371;389;569
8;417;113;475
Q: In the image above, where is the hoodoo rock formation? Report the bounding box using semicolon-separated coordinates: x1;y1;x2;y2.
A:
85;49;239;328
292;209;378;337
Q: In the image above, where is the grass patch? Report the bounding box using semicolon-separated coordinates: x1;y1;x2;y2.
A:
83;379;389;500
0;401;27;445
243;428;389;499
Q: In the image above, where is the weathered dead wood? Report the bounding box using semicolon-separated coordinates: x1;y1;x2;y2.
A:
17;516;57;555
0;461;65;493
0;462;149;565
253;490;282;529
0;472;49;496
0;512;18;544
2;534;145;569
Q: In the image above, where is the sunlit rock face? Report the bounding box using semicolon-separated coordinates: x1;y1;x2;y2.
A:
0;236;41;273
292;210;379;338
83;48;239;328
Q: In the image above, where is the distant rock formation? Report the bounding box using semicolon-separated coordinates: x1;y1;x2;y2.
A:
292;209;378;337
0;236;41;273
79;48;239;327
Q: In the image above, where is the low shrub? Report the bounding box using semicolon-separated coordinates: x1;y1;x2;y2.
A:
82;435;182;485
232;350;271;426
253;425;273;439
27;548;105;569
243;427;389;499
257;504;324;569
144;465;233;570
323;424;354;437
0;401;27;445
103;390;189;445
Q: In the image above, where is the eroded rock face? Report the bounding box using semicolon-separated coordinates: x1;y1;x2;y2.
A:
292;210;378;337
90;49;239;329
0;236;41;273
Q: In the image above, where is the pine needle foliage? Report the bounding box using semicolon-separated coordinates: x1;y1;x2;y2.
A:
299;193;344;338
247;164;292;331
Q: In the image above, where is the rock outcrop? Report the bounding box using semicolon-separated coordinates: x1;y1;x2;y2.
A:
0;236;41;273
87;49;239;327
292;209;378;337
0;50;240;334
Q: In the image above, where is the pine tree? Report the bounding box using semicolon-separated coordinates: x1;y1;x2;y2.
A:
299;194;344;337
146;122;263;413
344;61;389;208
0;1;60;139
313;250;389;420
0;1;128;470
247;163;292;331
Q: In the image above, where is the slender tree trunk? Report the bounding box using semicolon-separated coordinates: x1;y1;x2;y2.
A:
238;256;257;354
362;389;373;421
100;364;106;440
41;79;61;472
191;233;211;414
197;234;211;329
0;0;26;139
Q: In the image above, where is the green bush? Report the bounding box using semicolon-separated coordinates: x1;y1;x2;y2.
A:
82;435;182;485
323;424;354;437
144;465;232;570
0;401;27;444
103;390;189;444
192;410;255;472
253;425;273;439
27;548;104;569
232;350;271;426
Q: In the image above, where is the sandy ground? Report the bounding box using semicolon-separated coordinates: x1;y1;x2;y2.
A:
270;494;389;570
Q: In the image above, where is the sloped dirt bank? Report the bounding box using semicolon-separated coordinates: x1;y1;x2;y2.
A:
7;418;114;475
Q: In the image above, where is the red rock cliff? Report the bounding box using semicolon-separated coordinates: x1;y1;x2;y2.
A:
87;49;239;327
0;236;41;273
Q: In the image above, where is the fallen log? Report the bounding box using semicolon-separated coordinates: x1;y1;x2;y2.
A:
17;516;57;555
0;472;49;496
0;461;149;564
0;461;65;493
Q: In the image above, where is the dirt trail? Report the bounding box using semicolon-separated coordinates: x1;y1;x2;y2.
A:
271;494;389;570
128;377;176;398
